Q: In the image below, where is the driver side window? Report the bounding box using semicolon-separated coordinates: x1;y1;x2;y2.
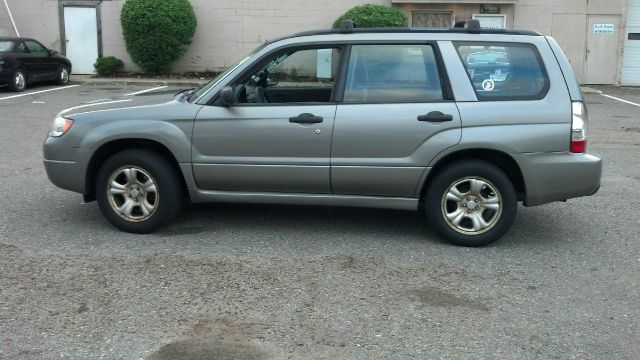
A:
232;47;341;104
25;41;47;54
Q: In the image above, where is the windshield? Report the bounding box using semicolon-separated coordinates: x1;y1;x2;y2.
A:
188;49;259;103
0;41;14;52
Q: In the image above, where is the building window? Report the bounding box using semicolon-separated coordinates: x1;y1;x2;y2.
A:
411;12;453;27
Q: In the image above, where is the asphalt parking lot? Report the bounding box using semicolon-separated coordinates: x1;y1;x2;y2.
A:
1;82;639;359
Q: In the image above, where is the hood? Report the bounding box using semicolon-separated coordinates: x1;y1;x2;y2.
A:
58;88;192;118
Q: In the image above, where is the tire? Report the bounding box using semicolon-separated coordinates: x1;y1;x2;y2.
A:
425;160;517;247
56;65;70;85
95;150;183;233
9;70;26;92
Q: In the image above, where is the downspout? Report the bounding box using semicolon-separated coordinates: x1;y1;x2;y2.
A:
3;0;20;36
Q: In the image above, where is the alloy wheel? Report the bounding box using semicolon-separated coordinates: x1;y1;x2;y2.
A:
106;166;159;222
441;176;503;235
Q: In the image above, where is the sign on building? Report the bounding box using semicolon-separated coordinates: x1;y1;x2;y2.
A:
593;24;615;34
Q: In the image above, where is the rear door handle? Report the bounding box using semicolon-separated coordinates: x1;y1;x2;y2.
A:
289;113;323;124
417;111;453;122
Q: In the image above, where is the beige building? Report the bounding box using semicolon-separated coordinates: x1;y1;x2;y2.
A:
1;0;638;85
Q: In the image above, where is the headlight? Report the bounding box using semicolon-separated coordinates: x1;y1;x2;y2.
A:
49;117;74;137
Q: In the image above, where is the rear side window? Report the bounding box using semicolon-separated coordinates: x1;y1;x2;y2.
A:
344;44;444;103
0;41;13;52
455;42;549;101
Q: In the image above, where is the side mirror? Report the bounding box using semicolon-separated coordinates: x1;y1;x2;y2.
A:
220;85;234;106
48;49;58;56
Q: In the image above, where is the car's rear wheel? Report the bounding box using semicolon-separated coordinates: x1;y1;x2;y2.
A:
57;66;70;85
425;160;517;246
10;70;26;92
96;150;183;233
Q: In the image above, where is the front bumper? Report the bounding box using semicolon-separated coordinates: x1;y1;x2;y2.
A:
0;68;14;84
517;152;602;206
43;136;91;194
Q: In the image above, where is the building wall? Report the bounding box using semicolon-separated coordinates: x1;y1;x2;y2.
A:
5;0;59;49
3;0;632;84
513;0;628;83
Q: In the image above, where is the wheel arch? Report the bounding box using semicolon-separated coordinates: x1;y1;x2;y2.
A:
84;138;188;202
419;148;526;204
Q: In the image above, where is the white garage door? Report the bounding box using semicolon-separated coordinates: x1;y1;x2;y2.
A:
622;0;640;85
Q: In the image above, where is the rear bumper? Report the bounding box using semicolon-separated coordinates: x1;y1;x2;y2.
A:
517;152;602;206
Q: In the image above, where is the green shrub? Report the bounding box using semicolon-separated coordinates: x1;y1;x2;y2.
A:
94;56;124;76
333;4;407;28
120;0;197;74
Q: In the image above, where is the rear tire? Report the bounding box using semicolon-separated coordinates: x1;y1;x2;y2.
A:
425;160;517;247
95;150;183;233
9;70;26;92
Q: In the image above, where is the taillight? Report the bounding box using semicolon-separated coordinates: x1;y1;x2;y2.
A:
571;101;587;153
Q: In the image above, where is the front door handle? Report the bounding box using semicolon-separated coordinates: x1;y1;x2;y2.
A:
289;113;323;124
417;111;453;122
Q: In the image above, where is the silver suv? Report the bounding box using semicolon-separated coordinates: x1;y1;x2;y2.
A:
43;20;602;246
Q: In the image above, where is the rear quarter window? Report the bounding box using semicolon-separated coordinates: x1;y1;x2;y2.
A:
0;41;14;52
455;42;549;101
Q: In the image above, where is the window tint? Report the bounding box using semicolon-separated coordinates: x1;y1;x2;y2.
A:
0;41;13;52
344;44;444;103
17;42;27;53
455;42;549;100
25;40;47;54
233;47;340;104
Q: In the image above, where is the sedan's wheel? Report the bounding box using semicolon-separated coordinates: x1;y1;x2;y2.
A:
96;150;183;233
425;160;517;246
57;66;70;85
10;70;26;92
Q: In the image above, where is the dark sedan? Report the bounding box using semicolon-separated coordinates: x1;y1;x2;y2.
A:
0;37;72;92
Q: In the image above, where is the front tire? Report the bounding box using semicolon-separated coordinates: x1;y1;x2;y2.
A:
57;66;70;85
96;150;183;233
425;160;517;247
9;70;26;92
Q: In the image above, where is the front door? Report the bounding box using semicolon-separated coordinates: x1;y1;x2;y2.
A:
192;47;343;194
332;44;461;198
64;6;99;74
584;15;621;84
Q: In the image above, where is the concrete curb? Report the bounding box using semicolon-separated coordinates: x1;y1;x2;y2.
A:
580;86;603;95
70;76;208;88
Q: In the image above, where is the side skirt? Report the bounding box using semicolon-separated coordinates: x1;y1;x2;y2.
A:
188;188;420;211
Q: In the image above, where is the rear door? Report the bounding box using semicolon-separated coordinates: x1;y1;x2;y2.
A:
331;43;461;197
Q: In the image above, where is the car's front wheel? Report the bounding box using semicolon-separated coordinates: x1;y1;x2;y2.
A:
96;150;183;233
10;70;26;92
57;66;70;85
425;160;517;246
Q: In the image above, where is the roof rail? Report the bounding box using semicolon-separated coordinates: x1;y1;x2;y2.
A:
339;20;357;33
268;20;541;44
454;19;481;33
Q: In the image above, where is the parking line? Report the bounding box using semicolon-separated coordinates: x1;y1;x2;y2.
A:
0;85;80;101
601;93;640;108
124;86;168;96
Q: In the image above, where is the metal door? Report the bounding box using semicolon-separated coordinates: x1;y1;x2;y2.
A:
331;44;461;198
192;105;336;193
584;15;621;84
64;6;99;74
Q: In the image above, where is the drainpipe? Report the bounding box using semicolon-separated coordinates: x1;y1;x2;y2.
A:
3;0;20;36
